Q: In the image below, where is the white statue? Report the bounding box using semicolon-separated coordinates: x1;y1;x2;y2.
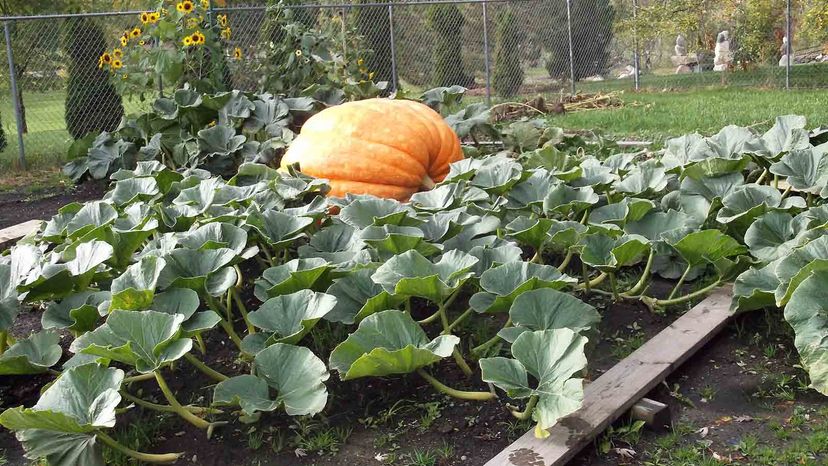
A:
713;30;732;72
779;36;790;67
671;33;697;73
675;34;687;56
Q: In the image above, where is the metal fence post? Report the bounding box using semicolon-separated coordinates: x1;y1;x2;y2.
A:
387;3;398;93
785;0;791;90
482;1;491;106
4;20;25;170
632;0;640;91
565;0;576;95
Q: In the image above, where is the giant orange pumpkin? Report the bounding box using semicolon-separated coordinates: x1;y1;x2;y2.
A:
280;98;464;201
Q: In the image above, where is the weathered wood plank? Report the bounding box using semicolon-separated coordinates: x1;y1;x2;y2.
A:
0;219;41;247
485;285;733;466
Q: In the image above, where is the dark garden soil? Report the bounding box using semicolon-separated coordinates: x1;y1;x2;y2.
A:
0;181;107;230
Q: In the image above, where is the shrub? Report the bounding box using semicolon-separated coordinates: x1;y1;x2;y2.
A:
427;4;474;88
354;0;394;88
492;7;524;98
540;0;614;80
64;16;124;140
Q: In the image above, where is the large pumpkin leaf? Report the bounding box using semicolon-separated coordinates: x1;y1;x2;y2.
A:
214;343;328;418
325;269;406;324
179;222;248;255
297;223;370;270
668;229;746;268
339;198;419;228
329;310;458;380
480;329;587;438
246;209;313;248
470;262;577;314
579;234;650;272
110;256;166;311
0;331;62;375
784;270;828;395
42;291;108;334
372;250;478;303
498;289;600;343
158;248;237;296
731;265;779;313
744;211;814;262
769;148;828;195
245;290;337;346
254;258;333;301
70;310;192;373
0;363;124;466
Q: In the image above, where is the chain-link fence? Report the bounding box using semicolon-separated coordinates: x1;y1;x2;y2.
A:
0;0;825;171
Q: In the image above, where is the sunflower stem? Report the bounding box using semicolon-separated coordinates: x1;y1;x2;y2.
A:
184;353;229;382
416;369;495;401
97;431;183;464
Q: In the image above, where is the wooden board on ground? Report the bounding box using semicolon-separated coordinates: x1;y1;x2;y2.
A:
0;219;41;248
485;285;734;466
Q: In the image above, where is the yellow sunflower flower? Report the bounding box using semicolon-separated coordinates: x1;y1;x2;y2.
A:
369;71;375;79
120;34;128;47
130;27;141;38
201;0;210;8
113;48;123;59
357;58;364;66
191;31;206;45
217;14;227;28
100;52;112;64
178;0;195;14
182;36;194;47
295;49;303;57
111;59;123;70
220;27;231;40
233;47;242;59
139;40;146;46
149;12;160;22
140;12;150;24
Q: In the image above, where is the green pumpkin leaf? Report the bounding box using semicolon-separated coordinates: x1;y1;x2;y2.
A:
0;331;62;375
247;290;337;345
329;310;458;380
480;329;587;437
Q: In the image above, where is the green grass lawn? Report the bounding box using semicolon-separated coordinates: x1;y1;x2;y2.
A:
555;87;828;146
0;89;145;174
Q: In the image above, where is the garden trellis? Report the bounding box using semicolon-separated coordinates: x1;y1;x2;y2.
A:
0;0;824;170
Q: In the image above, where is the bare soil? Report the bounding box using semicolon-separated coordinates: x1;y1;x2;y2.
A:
0;181;107;229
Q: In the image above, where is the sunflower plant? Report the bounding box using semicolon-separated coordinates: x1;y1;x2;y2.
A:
248;4;385;102
98;0;231;99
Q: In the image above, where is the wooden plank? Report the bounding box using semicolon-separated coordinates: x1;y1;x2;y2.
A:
630;398;670;430
0;219;41;247
485;285;733;466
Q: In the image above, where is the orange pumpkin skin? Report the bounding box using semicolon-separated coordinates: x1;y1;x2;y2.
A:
280;98;464;201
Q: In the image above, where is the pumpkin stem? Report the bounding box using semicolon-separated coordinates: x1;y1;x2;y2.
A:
421;175;436;190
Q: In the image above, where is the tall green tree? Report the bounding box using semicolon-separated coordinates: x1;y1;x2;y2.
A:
492;6;524;97
427;4;474;88
64;16;123;139
537;0;615;80
354;0;393;88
